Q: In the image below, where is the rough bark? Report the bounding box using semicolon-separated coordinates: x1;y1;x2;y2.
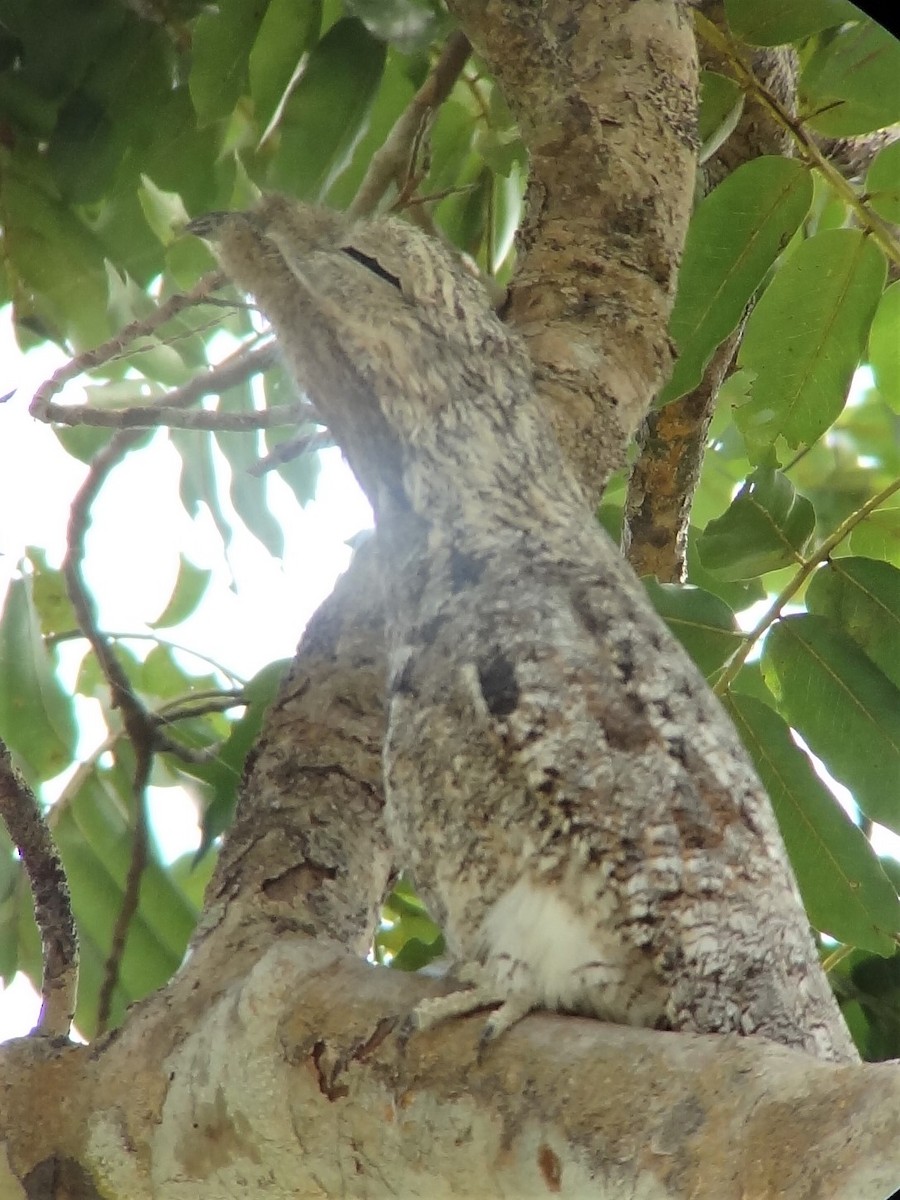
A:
4;2;899;1196
450;0;698;503
1;944;897;1199
194;535;392;962
622;2;797;578
191;198;855;1064
623;329;741;581
199;0;702;993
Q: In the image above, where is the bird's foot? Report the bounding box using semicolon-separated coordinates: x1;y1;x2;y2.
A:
400;972;539;1062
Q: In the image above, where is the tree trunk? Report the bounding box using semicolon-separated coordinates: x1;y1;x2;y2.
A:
3;2;899;1197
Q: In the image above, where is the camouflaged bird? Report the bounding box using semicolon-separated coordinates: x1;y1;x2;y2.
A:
188;196;856;1063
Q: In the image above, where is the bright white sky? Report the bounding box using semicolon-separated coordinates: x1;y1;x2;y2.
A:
0;304;372;1035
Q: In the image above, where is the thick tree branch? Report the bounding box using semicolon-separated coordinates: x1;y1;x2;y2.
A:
447;0;698;502
193;536;392;961
623;1;797;573
624;330;741;580
0;740;77;1037
1;942;897;1197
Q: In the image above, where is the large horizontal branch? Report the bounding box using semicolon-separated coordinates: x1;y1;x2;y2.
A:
1;939;897;1199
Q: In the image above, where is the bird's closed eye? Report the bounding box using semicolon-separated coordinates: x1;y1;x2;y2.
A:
341;245;402;290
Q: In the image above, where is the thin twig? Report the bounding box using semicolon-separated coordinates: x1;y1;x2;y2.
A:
63;430;173;748
821;944;855;975
46;630;249;685
713;474;900;695
248;428;333;476
37;399;311;432
31;337;291;428
349;30;471;219
29;270;228;417
0;740;78;1038
156;691;246;724
95;742;151;1034
695;13;900;270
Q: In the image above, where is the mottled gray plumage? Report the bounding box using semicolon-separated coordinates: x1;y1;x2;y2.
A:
188;196;856;1062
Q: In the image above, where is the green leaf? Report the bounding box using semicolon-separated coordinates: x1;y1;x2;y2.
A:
1;0;125;95
0;575;77;780
269;18;386;200
387;934;445;971
52;761;199;1034
762;614;900;832
846;949;900;1060
866;140;900;225
53;425;146;466
189;0;266;125
202;369;287;557
642;580;742;678
734;229;886;457
47;18;172;206
724;0;861;46
806;557;900;690
728;694;899;954
258;366;322;508
273;442;322;508
194;660;289;853
137;175;190;247
230;469;286;560
249;0;322;133
171;428;238;552
697;468;815;579
76;642;141;702
661;157;813;405
97;267;194;388
801;17;900;137
849;497;900;567
150;557;213;629
24;548;77;636
684;529;765;611
869;280;900;410
697;70;744;165
91;192;167;287
3;165;111;347
730;661;775;705
137;86;221;216
377;879;444;969
421;96;478;195
138;645;218;702
0;73;59;140
323;44;417;209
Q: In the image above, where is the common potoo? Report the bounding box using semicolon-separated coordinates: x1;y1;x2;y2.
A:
188;196;856;1063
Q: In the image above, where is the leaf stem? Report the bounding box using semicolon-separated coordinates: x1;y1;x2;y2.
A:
694;12;900;270
713;474;900;695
